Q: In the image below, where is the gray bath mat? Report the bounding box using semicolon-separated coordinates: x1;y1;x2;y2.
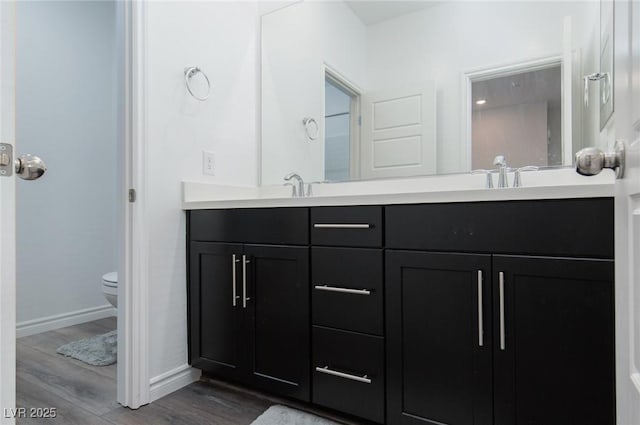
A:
56;330;117;366
251;405;342;425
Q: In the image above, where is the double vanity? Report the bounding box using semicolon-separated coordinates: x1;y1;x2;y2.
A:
185;169;615;425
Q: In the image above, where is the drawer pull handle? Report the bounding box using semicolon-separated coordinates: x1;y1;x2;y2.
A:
314;285;371;295
242;255;250;308
499;271;506;351
315;366;372;384
477;270;484;347
232;254;240;307
313;223;372;229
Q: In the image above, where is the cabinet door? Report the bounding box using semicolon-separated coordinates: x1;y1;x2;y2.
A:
244;244;310;401
386;251;492;425
188;242;246;382
493;255;614;425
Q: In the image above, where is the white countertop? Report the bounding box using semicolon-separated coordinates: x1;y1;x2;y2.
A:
182;168;614;210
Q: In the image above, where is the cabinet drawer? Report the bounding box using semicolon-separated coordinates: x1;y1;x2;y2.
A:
386;198;614;258
312;247;383;335
311;206;382;247
312;326;384;423
189;208;308;245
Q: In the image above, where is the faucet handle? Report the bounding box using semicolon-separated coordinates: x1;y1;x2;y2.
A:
512;166;539;187
283;182;297;198
471;169;494;188
493;155;507;167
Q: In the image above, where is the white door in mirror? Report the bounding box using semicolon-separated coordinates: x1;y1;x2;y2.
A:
360;82;436;180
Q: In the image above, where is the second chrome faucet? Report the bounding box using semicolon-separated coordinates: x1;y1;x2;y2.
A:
472;155;539;188
284;172;314;198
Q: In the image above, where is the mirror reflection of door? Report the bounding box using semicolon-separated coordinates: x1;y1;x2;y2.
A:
324;74;359;181
471;65;562;169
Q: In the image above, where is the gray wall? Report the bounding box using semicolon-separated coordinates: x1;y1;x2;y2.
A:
16;1;119;323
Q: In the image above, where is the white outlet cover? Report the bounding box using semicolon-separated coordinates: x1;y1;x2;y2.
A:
203;151;215;176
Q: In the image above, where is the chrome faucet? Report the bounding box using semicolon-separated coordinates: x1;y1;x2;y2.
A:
284;172;305;198
493;155;509;188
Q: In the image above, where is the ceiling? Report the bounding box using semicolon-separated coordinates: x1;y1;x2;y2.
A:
472;66;562;112
344;1;440;25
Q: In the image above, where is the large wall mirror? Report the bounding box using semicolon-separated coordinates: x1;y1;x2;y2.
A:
261;1;606;184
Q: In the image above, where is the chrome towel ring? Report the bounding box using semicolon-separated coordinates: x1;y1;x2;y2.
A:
302;117;319;140
184;66;211;101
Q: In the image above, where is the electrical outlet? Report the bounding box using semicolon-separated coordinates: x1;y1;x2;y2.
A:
203;151;215;176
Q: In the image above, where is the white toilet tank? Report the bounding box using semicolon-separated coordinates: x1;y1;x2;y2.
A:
102;271;118;308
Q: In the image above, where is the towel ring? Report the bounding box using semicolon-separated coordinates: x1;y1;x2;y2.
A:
583;72;611;108
184;67;211;101
302;117;319;141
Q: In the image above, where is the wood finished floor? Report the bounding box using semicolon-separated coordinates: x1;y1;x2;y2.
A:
16;319;363;425
16;318;273;425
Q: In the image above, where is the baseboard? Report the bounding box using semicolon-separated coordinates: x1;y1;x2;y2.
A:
149;364;202;402
16;304;117;338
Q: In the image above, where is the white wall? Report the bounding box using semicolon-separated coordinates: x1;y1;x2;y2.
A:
145;0;259;380
16;1;119;324
366;1;600;173
261;0;366;184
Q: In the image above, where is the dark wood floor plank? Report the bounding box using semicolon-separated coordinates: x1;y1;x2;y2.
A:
16;319;361;425
16;344;118;416
151;381;269;425
16;376;113;425
18;318;118;380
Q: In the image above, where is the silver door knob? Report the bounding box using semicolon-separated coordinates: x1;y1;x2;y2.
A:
575;140;625;179
15;154;47;180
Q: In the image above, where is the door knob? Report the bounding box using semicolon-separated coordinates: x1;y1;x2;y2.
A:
15;154;47;180
0;144;47;180
575;140;625;179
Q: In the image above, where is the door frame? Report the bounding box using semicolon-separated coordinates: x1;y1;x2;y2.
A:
118;0;150;409
323;64;362;181
0;0;150;418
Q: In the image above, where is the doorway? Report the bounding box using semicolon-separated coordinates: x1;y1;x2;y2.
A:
324;71;360;181
14;0;122;418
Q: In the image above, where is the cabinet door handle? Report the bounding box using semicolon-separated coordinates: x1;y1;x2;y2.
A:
242;255;250;308
313;223;371;229
232;254;238;307
477;270;484;347
315;366;372;384
499;271;506;351
314;285;371;295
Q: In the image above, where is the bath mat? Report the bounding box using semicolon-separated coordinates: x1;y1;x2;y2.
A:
251;405;342;425
56;330;117;366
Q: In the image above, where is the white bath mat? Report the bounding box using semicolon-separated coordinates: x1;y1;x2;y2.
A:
56;330;117;366
251;405;342;425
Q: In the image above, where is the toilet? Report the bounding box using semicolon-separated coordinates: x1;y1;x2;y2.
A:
102;271;118;308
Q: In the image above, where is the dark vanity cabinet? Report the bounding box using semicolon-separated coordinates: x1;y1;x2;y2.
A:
310;207;385;423
188;208;310;401
386;251;493;425
385;199;615;425
492;255;614;425
187;198;615;425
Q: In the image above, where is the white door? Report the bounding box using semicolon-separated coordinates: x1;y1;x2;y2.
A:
1;0;50;420
0;1;17;422
613;0;640;424
360;82;436;179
